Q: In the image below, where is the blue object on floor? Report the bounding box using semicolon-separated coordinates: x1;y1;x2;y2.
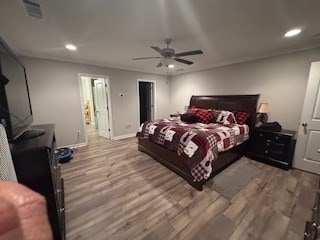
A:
57;148;73;163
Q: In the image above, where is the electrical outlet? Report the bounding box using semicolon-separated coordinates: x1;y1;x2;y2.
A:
77;131;80;136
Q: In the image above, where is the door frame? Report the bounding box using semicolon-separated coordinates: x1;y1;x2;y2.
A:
137;79;156;125
78;73;113;143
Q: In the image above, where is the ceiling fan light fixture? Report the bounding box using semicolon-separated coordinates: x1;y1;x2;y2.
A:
65;44;77;51
161;57;174;67
284;28;301;37
132;38;203;68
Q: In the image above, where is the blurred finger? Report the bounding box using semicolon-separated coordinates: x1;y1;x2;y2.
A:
0;196;24;240
0;182;52;240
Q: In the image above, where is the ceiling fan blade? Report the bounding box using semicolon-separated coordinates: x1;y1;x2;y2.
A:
132;57;162;60
175;50;203;57
150;46;162;54
156;62;163;68
174;58;194;65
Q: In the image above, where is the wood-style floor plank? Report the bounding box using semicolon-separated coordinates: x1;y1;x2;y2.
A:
61;125;318;240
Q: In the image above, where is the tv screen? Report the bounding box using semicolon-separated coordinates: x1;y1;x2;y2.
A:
0;37;33;140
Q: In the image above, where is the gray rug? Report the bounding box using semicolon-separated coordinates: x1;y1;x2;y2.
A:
205;158;261;199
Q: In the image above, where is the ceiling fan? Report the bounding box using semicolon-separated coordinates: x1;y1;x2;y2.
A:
133;38;203;68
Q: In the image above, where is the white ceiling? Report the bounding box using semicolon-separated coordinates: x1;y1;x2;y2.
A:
0;0;320;75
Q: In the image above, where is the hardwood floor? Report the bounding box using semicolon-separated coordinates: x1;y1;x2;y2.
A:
61;126;318;240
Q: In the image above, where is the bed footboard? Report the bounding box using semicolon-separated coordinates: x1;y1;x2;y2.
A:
138;138;248;191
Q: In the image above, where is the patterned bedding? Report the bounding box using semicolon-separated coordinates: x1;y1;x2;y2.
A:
137;117;249;182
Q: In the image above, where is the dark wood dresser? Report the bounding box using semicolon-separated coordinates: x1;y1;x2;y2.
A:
246;128;296;170
10;124;65;240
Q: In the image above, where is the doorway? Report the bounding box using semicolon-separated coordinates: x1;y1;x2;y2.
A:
79;74;113;142
138;80;155;125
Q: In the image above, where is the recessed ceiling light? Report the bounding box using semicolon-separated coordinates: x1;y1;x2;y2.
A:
168;64;174;69
65;44;77;51
284;29;301;37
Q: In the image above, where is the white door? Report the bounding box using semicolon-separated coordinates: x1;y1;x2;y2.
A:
294;61;320;173
94;79;110;139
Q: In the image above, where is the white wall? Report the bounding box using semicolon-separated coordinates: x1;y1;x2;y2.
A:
22;47;320;147
170;47;320;131
22;57;170;147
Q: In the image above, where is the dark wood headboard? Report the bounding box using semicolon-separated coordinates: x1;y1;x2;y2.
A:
189;94;260;129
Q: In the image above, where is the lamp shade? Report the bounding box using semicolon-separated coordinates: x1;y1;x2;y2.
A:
258;103;269;113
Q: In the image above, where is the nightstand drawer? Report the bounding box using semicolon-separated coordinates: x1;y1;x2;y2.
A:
251;139;287;152
250;145;286;160
251;131;291;144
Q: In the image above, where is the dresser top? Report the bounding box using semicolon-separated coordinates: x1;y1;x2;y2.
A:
253;128;296;137
10;124;55;152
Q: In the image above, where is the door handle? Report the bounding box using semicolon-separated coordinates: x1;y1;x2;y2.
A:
301;122;308;127
318;149;320;154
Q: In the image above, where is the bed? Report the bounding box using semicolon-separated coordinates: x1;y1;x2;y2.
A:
137;94;259;191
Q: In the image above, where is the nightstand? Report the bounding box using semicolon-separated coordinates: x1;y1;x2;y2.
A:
246;128;296;170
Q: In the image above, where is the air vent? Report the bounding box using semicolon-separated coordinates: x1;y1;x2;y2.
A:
22;0;43;19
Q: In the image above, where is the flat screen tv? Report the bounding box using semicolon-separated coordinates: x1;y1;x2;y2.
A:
0;37;43;141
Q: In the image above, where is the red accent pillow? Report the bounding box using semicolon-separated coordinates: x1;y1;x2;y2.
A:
186;107;198;115
186;107;213;124
234;111;249;125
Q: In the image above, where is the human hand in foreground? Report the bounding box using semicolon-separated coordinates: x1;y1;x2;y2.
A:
0;181;52;240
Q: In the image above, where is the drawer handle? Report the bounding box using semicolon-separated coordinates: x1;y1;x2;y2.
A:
53;163;61;170
266;143;270;146
265;150;268;154
59;207;65;213
259;133;263;137
57;188;62;193
275;136;279;140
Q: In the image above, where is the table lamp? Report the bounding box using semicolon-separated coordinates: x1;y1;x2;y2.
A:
257;103;269;123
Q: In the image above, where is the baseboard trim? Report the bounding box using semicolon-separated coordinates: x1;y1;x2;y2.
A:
59;142;87;149
113;133;136;140
58;134;136;148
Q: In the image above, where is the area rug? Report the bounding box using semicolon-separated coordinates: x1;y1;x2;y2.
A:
205;157;261;199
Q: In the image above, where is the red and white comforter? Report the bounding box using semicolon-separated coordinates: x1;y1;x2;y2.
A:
137;117;249;182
